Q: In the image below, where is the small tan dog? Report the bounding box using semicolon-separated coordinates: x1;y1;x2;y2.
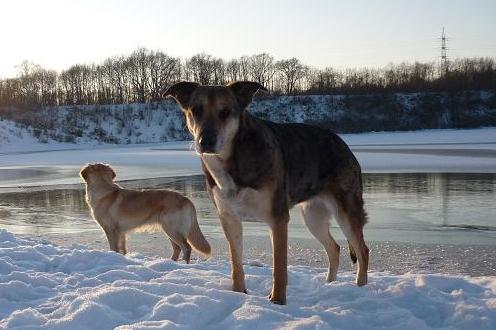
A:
80;163;211;262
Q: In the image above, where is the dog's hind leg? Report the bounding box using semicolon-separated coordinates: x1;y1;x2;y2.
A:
170;236;192;264
117;232;127;255
163;227;192;263
334;192;369;286
181;241;192;263
170;239;181;261
300;196;340;282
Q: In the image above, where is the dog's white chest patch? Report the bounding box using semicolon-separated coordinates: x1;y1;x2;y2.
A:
202;154;272;223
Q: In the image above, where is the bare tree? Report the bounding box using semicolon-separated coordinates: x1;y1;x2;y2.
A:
276;58;309;94
128;48;151;103
148;51;181;101
212;58;226;85
35;68;57;106
308;67;341;93
102;56;130;104
248;53;276;88
238;56;251;81
225;59;240;82
185;53;217;85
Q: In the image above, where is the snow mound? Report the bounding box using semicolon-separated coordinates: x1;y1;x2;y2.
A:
1;229;495;329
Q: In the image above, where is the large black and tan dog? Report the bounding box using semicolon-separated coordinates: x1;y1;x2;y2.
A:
163;81;369;304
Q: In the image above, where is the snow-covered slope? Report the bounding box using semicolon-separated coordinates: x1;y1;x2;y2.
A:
0;119;80;153
1;102;188;146
1;230;495;329
1;91;494;148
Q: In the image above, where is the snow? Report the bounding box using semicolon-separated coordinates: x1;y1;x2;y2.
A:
2;90;495;151
341;127;496;147
0;229;495;329
0;119;72;154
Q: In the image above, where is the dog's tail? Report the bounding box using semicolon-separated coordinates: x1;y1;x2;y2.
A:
348;240;357;264
187;203;212;258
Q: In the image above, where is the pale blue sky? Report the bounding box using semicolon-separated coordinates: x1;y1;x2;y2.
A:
1;0;495;77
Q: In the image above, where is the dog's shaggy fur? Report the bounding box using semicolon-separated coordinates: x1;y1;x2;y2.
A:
80;163;211;262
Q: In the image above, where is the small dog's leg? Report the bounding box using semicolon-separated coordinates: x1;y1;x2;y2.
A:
269;220;288;305
164;227;192;264
117;232;127;255
182;241;192;264
103;227;120;253
170;239;181;261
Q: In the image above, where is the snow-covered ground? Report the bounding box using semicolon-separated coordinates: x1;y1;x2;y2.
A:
1;229;495;330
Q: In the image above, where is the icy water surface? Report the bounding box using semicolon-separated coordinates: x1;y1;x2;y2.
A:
0;173;495;245
1;173;495;275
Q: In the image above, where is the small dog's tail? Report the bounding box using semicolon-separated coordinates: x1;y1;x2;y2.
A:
187;203;212;258
348;240;357;264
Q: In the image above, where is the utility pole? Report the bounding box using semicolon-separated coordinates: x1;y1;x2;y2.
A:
440;27;449;76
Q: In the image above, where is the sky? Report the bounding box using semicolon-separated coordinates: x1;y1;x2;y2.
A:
0;0;495;78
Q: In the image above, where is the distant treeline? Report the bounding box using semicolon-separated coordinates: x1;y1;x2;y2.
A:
0;48;495;107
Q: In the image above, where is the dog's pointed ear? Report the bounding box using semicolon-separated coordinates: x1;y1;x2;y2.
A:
161;82;200;109
228;81;268;110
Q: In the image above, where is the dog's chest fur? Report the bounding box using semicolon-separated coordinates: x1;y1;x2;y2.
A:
202;153;273;223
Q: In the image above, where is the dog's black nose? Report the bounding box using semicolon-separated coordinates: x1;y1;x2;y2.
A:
199;135;216;153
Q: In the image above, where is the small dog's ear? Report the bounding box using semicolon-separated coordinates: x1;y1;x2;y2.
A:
80;166;89;181
228;81;268;110
161;82;200;109
104;164;116;180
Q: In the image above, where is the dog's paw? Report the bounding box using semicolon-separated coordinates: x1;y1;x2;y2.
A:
232;285;248;294
356;273;368;286
268;292;286;305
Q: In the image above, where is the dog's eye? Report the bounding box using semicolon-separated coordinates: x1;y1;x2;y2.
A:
218;108;230;120
191;106;203;119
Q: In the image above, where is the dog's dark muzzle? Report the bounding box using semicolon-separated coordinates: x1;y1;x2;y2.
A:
198;131;217;153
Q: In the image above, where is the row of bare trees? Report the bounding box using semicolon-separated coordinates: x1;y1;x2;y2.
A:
1;48;495;107
307;58;496;94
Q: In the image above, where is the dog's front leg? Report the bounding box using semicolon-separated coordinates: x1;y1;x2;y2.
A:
203;154;246;292
219;213;246;293
211;183;246;293
269;220;288;305
103;227;120;253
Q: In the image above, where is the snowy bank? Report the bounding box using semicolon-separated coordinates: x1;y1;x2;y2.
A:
0;230;495;329
1;90;495;147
